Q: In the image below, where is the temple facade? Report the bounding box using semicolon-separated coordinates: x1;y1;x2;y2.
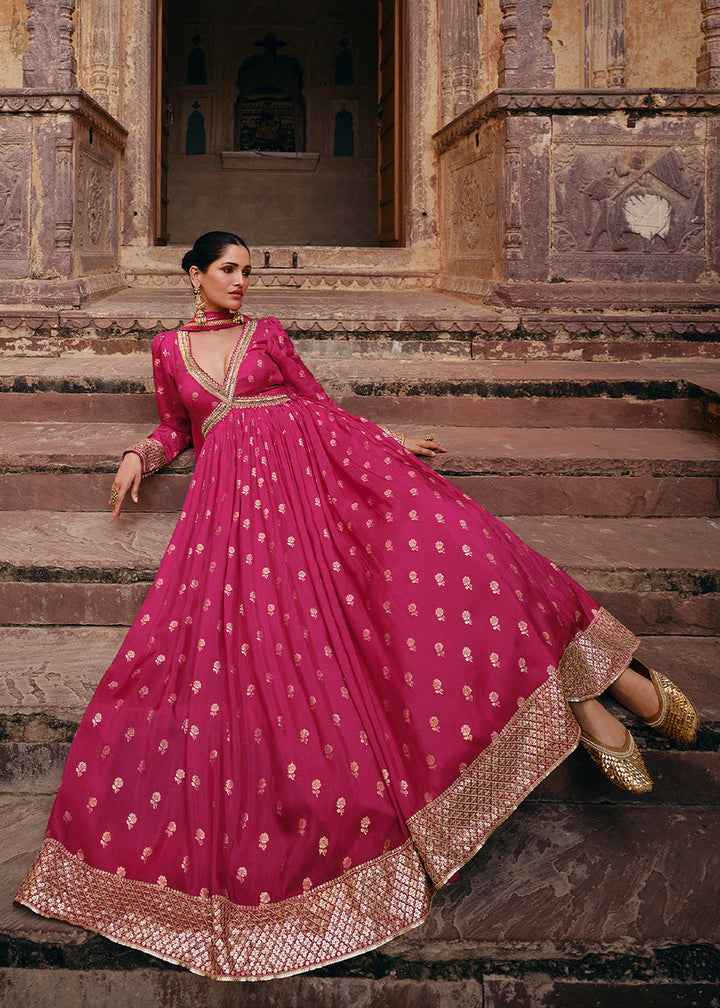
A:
0;0;718;313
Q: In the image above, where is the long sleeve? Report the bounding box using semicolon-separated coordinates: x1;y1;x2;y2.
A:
124;332;192;477
266;318;406;446
265;317;335;405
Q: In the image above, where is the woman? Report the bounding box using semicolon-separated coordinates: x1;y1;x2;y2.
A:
16;232;699;981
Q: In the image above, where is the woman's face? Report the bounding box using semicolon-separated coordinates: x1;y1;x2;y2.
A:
190;244;252;314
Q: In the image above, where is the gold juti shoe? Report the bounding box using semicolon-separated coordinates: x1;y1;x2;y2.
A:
580;729;653;794
635;662;700;744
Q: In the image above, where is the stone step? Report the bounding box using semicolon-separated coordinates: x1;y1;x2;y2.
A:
2;789;718;1004
0;513;717;632
2;422;718;518
1;385;713;432
1;354;718;440
1;282;719;360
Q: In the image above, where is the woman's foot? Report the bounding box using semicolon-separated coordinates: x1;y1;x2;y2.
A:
610;659;700;744
571;698;653;793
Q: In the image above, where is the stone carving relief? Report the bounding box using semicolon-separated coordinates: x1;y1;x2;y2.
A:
553;144;704;257
0;143;29;253
23;0;77;88
698;0;720;86
446;146;497;261
76;151;116;254
587;0;626;87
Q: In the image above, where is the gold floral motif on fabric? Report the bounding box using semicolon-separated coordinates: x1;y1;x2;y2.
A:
16;607;636;980
407;607;636;886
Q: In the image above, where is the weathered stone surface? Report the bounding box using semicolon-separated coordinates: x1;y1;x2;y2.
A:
0;580;149;626
3;422;718;477
483;976;720;1007
387;804;720;956
0;472;191;513
0;626;124;723
0;741;68;793
590;590;720;636
0;971;487;1008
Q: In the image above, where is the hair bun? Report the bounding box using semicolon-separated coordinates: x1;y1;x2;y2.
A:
181;250;195;274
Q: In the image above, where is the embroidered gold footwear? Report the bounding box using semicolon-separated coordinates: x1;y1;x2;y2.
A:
580;729;653;793
635;662;700;744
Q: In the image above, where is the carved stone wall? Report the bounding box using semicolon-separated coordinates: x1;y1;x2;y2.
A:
435;91;720;291
439;118;503;282
23;0;76;89
79;0;121;119
551;116;707;282
0;93;125;284
440;0;481;121
0;118;31;278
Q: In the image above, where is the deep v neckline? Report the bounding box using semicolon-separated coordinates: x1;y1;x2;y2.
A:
178;319;257;397
186;327;245;390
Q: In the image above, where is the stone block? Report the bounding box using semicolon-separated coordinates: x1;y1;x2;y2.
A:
551;116;708;283
484;977;720;1008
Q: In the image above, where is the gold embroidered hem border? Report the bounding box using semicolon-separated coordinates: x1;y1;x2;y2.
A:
407;607;636;886
16;836;434;982
16;608;634;980
558;606;638;702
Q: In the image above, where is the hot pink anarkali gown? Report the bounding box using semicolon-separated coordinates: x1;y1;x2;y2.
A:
16;316;638;980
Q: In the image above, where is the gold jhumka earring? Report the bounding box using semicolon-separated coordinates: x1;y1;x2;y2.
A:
193;285;207;326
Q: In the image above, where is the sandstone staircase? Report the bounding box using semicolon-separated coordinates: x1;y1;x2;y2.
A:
0;282;719;1007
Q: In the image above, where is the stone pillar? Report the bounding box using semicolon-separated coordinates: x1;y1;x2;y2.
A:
590;0;626;87
498;0;555;89
81;0;122;119
23;0;77;88
697;0;720;86
119;0;157;246
440;0;480;122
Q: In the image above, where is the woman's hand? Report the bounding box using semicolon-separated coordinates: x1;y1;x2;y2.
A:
404;436;447;458
109;453;143;517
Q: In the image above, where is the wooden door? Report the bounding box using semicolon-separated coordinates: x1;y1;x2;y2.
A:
377;0;404;245
154;0;170;244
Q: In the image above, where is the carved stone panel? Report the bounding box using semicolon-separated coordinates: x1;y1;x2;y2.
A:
76;144;118;272
440;123;501;279
551;117;707;281
0;121;31;278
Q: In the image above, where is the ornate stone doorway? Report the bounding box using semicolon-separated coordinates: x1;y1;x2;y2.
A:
156;0;401;248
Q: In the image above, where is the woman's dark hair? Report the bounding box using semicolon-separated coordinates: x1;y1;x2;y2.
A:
181;231;249;274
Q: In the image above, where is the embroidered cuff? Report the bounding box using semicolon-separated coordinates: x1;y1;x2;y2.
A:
380;426;406;447
123;437;167;477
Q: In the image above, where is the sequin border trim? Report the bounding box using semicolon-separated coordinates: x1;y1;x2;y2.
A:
557;607;638;703
16;608;635;981
123;437;167;477
407;607;637;886
17;836;433;982
201;392;291;439
177;319;257;399
176;321;291;438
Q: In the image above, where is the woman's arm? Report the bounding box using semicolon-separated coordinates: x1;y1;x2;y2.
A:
110;333;192;515
268;318;446;458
